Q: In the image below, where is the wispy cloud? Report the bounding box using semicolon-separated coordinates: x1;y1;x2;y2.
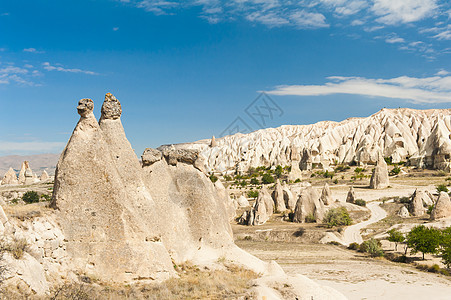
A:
42;62;98;75
0;64;39;86
23;48;45;54
266;73;451;104
371;0;438;25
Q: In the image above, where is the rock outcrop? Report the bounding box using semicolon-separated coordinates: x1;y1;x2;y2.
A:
293;187;325;223
430;192;451;220
24;164;35;185
168;108;451;174
236;195;250;207
1;167;18;185
320;183;332;205
282;182;296;209
272;179;287;212
40;170;49;181
409;189;428;216
346;186;356;203
369;153;389;189
18;161;28;184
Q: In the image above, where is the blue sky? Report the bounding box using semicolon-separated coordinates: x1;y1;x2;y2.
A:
0;0;450;156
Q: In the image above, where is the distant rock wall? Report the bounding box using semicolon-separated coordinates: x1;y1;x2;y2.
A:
170;108;451;173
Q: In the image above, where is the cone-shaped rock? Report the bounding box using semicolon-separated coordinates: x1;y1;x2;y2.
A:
430;192;451;220
51;98;174;282
346;186;356;203
18;161;28;184
282;182;296;209
320;183;333;205
369;153;389;189
409;189;427;216
237;195;250;207
1;168;18;185
251;194;269;225
272;179;287;212
261;186;274;216
40;170;49;181
293;187;325;223
210;135;217;147
24;163;34;185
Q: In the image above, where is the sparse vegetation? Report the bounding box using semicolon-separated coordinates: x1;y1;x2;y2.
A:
0;237;29;259
436;184;449;193
247;190;259;199
323;207;352;228
390;166;401;176
354;199;366;207
387;229;405;251
209;174;218;183
261;173;275;184
305;214;316;223
360;238;384;257
406;225;441;260
22;191;39;204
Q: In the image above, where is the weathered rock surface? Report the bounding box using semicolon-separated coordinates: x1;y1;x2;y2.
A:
397;206;410;218
272;179;287;212
1;167;18;185
346;186;356;203
431;192;451;220
409;189;428;216
18;161;28;184
141;148;162;166
282;182;296;209
40;170;49;181
320;183;332;205
293;187;325;223
214;179;237;220
369;153;389;189
169;108;451;173
236;195;250;207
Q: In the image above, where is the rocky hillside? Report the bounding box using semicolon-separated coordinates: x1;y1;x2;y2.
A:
0;154;58;177
169;108;451;174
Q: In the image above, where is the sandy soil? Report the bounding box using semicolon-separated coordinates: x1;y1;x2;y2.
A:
237;240;451;300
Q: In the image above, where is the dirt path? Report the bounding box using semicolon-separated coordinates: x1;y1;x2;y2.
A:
342;201;387;245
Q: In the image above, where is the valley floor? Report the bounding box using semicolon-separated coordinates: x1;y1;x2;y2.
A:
236;240;451;300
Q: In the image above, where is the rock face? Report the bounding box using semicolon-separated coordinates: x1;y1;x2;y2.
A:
40;170;49;181
346;186;356;203
251;193;270;225
293;187;325;223
168;108;451;174
236;195;250;207
141;148;162;166
214;180;237;220
369;153;389;189
320;183;332;205
24;163;35;185
430;192;451;220
18;161;28;184
409;189;428;216
1;167;18;185
397;206;409;218
272;179;287;212
282;183;296;209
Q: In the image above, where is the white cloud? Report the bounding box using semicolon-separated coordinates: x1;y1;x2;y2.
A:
372;0;438;25
0;141;65;155
113;27;119;31
266;73;451;104
246;11;289;27
434;30;451;40
385;36;405;43
289;10;329;28
42;62;98;75
0;64;38;86
436;69;450;76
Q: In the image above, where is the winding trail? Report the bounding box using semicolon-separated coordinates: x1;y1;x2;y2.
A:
342;201;387;246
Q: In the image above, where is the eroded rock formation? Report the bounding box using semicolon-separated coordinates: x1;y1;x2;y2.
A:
431;192;451;220
272;179;287;212
346;186;356;203
1;168;18;185
369;153;389;189
293;186;325;223
320;183;332;205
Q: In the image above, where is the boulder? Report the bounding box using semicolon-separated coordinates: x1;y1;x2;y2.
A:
272;179;287;212
369;153;389;189
1;167;18;185
430;191;451;220
282;183;296;210
141;148;162;166
346;186;356;203
293;187;325;223
320;183;333;205
397;206;409;218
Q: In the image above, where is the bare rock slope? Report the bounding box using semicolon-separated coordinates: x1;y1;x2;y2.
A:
170;108;451;173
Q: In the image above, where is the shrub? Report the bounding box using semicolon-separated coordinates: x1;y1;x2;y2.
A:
40;194;51;201
0;238;29;259
294;178;301;183
275;165;283;178
354;199;366;207
209;174;218;183
398;196;410;204
436;184;449;193
247;190;259;199
354;167;364;174
384;157;393;165
334;164;350;172
305;214;316;223
387;229;405;251
22;191;39;204
427;205;434;215
261;173;275;184
360;238;384;257
223;175;232;181
348;242;359;250
390;167;401;176
333;178;338;184
250;178;259;185
323;207;352;228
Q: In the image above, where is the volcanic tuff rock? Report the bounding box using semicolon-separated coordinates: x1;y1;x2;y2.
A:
369;153;389;189
272;179;287;212
168;108;451;174
1;167;18;185
236;195;250;207
430;192;451;220
141;148;163;166
18;161;28;184
293;186;325;223
282;182;296;209
40;170;49;181
320;183;332;205
397;206;410;218
409;189;428;216
346;186;356;203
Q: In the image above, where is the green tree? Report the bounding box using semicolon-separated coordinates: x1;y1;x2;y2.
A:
387;229;405;251
406;225;442;260
323;207;352;228
261;173;275;184
275;165;283;178
247;190;259;199
440;227;451;268
22;191;39;204
250;178;259;185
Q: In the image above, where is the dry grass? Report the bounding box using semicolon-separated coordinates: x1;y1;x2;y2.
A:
0;237;29;259
3;203;51;221
46;262;258;300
